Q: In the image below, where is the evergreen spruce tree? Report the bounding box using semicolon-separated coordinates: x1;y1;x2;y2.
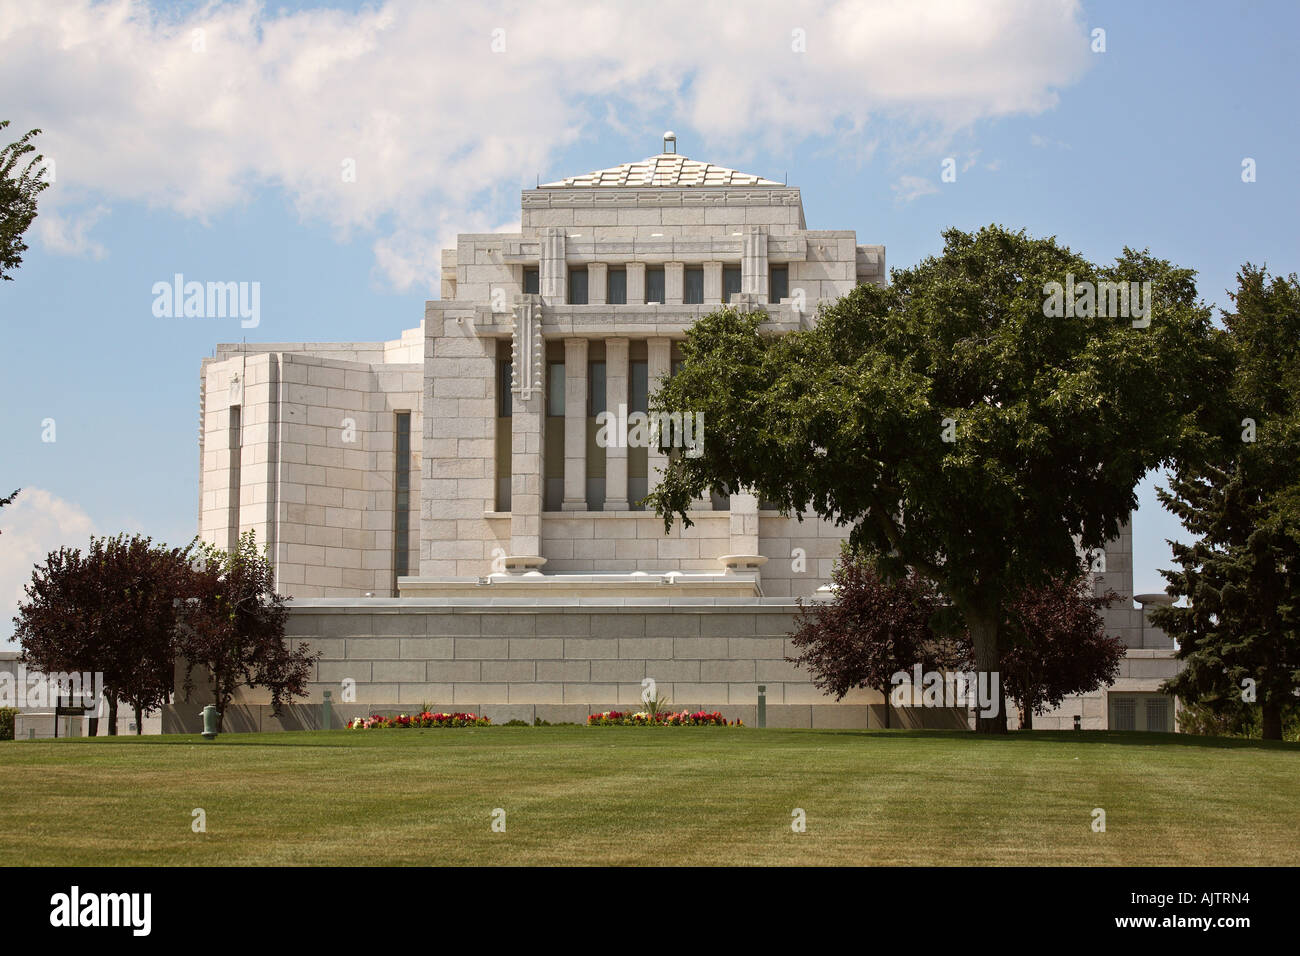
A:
1152;266;1300;740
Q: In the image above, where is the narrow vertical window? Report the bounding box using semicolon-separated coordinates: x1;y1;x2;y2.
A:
588;361;607;416
393;412;411;591
683;266;704;304
628;359;648;509
545;360;566;511
568;268;589;305
523;267;539;295
547;361;566;417
586;360;607;510
227;405;241;551
646;267;666;304
770;265;788;302
607;268;627;305
496;354;512;510
723;265;742;303
498;359;513;418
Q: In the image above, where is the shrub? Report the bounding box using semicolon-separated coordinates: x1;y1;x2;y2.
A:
0;707;17;741
1179;701;1300;741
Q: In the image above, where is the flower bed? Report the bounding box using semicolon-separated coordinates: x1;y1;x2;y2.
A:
347;711;490;729
587;710;741;727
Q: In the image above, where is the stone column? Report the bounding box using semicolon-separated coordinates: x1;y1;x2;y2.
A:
647;337;671;497
562;337;588;511
604;337;630;510
704;261;723;304
540;228;567;305
720;487;766;578
728;488;760;555
665;262;684;305
742;226;769;300
627;262;646;305
588;262;608;306
507;298;546;571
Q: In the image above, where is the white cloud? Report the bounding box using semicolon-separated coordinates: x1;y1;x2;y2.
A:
1030;132;1072;149
0;0;1091;291
0;488;97;644
35;204;110;260
891;174;940;203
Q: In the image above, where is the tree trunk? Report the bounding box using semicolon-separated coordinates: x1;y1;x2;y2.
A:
1262;700;1282;741
107;698;118;736
133;704;143;735
882;686;891;729
88;717;99;737
1019;703;1033;731
966;607;1007;734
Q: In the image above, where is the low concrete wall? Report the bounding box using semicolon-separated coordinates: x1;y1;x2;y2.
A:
165;598;969;731
13;604;1180;735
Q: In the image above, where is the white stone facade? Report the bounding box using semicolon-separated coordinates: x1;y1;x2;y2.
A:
195;143;1177;730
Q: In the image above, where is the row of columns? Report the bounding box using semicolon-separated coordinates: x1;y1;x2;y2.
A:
557;336;674;511
506;236;769;569
505;352;762;573
538;226;771;306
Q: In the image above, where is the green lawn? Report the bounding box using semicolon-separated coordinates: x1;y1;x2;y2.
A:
1;727;1295;866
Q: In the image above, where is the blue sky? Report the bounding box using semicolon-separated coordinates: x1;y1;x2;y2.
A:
1;0;1297;634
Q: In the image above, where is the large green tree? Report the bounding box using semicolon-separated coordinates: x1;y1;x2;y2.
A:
177;531;317;731
14;535;193;735
649;226;1228;732
1;122;50;281
1151;266;1300;740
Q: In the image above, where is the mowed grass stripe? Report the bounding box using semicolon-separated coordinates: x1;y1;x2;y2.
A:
0;728;1295;866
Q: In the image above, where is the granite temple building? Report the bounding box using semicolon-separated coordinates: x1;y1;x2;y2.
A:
191;136;1177;732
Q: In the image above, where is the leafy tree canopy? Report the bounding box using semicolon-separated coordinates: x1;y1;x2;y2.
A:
177;531;317;730
14;534;193;734
790;547;1124;730
1;122;50;281
650;225;1229;730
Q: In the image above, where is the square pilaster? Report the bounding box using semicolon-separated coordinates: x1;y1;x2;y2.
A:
665;262;684;305
742;226;769;299
728;488;760;555
704;262;723;304
540;227;567;305
627;262;646;305
588;263;608;306
510;390;545;556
